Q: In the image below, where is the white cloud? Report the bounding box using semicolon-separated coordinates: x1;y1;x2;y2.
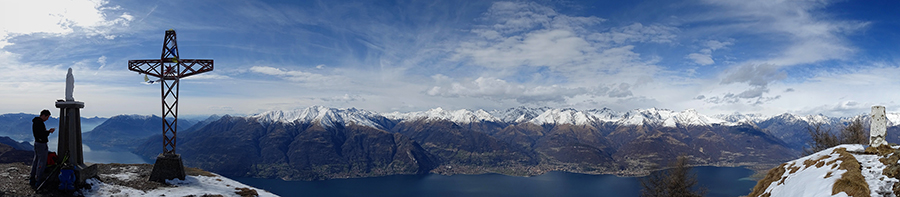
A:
686;53;714;66
456;29;594;68
322;94;365;103
0;0;885;118
697;62;900;116
250;66;331;82
424;74;647;105
590;23;678;44
677;0;872;114
182;73;231;81
706;40;731;50
454;1;670;93
686;40;732;65
721;63;785;88
793;101;870;117
709;63;787;104
0;0;132;48
607;83;633;98
97;56;107;70
698;0;867;66
0;0;137;116
427;76;598;103
456;2;609;71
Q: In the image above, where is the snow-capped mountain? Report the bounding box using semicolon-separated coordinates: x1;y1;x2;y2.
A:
133;105;870;182
384;107;501;123
245;106;900;130
583;108;624;122
662;109;730;127
529;108;598;125
489;106;551;123
251;106;386;129
765;113;841;125
714;112;767;123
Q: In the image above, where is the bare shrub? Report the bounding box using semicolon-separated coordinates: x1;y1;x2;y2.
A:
804;123;839;155
839;117;868;145
804;117;870;156
640;155;707;197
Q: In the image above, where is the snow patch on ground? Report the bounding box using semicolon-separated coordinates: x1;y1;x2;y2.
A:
761;145;855;197
99;166;140;182
857;152;898;196
80;174;278;197
757;144;900;197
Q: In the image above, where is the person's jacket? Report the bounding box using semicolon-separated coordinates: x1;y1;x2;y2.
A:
32;117;49;143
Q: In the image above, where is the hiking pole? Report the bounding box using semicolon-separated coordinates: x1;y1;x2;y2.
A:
36;153;68;191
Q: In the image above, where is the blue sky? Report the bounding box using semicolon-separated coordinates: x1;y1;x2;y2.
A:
1;0;899;117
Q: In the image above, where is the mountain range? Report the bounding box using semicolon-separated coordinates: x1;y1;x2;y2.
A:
248;106;881;151
0;113;107;143
125;106;891;180
83;114;194;150
2;106;892;181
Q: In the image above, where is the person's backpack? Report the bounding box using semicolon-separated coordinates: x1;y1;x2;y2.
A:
59;168;75;190
47;152;58;166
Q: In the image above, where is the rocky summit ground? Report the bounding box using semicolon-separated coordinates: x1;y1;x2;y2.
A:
0;162;274;197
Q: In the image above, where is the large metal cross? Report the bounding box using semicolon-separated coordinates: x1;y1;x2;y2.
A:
128;30;213;155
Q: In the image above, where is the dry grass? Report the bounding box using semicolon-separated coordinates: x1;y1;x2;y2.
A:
747;163;787;197
788;163;801;174
831;148;870;197
235;187;260;197
803;155;832;169
865;145;894;156
186;166;218;177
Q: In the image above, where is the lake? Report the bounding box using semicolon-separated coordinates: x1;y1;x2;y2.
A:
49;136;151;164
230;166;759;197
11;135;759;197
3;133;150;164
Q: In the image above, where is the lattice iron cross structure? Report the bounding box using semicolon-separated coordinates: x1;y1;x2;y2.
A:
128;30;213;155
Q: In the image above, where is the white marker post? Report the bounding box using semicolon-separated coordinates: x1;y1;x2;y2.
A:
871;106;887;147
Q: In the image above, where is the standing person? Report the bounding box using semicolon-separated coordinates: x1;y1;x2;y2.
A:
30;109;55;189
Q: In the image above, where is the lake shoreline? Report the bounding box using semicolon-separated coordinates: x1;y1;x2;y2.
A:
232;162;783;181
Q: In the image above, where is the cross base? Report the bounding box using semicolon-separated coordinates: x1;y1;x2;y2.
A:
149;153;186;183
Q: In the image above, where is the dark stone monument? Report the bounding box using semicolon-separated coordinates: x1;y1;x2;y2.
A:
55;68;97;185
129;30;214;182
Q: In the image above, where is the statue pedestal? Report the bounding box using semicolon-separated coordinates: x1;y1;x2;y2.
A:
149;153;186;182
55;100;97;186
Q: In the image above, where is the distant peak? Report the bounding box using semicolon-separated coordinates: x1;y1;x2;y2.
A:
112;114;156;120
251;106;385;129
385;107;500;123
529;108;596;125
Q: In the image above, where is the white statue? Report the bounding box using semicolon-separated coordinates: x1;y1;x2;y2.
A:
66;68;75;101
